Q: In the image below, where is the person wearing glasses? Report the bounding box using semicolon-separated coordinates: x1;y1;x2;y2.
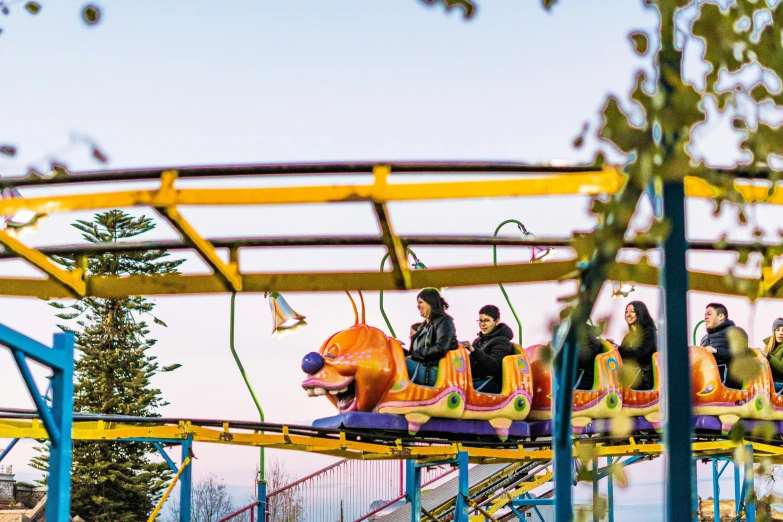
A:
461;305;515;394
406;288;458;386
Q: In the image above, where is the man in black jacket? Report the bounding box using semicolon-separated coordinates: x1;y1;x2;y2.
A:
462;305;515;394
700;302;747;388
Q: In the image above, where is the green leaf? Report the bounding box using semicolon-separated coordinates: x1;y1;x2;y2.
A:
629;32;649;55
422;0;475;18
82;4;100;25
161;363;182;372
24;2;40;14
727;420;745;442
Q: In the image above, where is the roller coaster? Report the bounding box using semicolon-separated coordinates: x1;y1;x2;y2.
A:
0;162;782;521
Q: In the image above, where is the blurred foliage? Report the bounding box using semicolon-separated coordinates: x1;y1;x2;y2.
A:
422;0;475;18
0;1;100;34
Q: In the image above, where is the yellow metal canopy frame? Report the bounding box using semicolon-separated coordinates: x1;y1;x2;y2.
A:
0;162;781;299
0;417;779;464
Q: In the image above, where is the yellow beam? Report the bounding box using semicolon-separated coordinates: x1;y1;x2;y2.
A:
760;265;783;300
0;169;627;218
3;171;783;220
0;259;763;299
155;171;241;291
0;229;85;297
162;206;242;293
373;167;411;289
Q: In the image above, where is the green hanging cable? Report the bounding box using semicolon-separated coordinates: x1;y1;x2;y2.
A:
493;219;594;338
493;219;526;344
379;248;426;339
229;292;266;483
692;319;705;346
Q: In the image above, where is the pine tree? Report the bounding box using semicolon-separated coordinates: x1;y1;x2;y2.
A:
33;210;184;521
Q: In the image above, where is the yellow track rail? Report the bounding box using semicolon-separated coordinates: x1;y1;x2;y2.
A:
1;418;781;464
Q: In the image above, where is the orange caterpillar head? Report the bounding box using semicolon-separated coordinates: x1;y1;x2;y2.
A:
301;324;396;414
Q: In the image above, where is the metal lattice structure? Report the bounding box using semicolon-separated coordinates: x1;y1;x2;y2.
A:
1;161;783;522
0;163;781;299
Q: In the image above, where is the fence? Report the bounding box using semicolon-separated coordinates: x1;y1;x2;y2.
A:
266;458;455;522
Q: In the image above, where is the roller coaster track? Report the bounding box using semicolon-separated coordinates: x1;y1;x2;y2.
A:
1;409;782;464
0;162;781;299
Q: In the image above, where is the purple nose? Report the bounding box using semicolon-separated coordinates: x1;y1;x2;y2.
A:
302;352;325;375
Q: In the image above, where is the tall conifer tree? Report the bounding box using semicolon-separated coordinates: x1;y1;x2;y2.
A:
36;210;184;520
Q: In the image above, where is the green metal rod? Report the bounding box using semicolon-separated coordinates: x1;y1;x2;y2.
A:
692;319;705;346
379;248;424;339
379;253;397;339
493;219;526;344
229;292;266;484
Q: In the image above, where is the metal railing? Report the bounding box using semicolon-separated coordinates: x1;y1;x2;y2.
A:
217;500;260;522
266;458;455;522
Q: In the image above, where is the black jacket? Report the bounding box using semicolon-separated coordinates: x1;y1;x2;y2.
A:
576;328;604;391
470;323;515;382
618;327;657;389
700;320;743;366
409;315;458;365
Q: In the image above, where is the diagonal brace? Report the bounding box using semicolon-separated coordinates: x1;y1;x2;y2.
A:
156;170;242;292
372;166;411;290
159;206;242;291
375;201;411;290
0;439;18;463
0;229;85;297
153;441;179;473
12;351;60;445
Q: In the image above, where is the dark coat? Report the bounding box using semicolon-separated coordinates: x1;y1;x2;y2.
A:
617;327;657;389
409;315;458;365
700;320;742;366
470;323;515;382
576;330;604;391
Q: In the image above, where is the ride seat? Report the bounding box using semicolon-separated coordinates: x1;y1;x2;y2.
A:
472;343;525;395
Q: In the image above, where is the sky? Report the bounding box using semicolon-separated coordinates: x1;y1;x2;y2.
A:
1;0;783;520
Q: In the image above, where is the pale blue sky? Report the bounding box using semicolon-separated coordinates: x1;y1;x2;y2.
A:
0;1;781;519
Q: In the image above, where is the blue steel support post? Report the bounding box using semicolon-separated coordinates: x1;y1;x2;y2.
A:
713;459;720;521
606;457;614;522
660;179;693;522
553;322;579;521
180;439;193;522
654;0;695;517
0;325;75;522
735;461;742;515
592;458;599;522
691;457;699;522
454;452;469;522
405;460;421;522
258;479;267;522
744;445;755;522
47;332;75;522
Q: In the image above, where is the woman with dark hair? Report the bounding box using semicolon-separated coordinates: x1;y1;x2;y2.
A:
406;288;458;386
609;301;658;390
764;318;783;392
